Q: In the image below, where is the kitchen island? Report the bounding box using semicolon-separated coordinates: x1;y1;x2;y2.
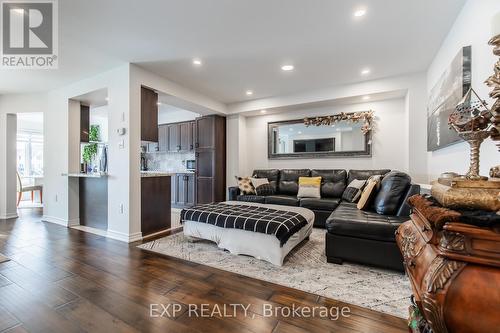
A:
141;172;173;236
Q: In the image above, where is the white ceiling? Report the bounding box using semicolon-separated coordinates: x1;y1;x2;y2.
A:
0;0;465;103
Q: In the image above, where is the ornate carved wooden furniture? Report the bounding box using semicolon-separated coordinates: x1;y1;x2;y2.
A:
396;196;500;333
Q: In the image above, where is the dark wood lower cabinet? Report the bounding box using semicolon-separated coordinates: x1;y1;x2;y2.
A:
172;173;195;208
141;176;171;236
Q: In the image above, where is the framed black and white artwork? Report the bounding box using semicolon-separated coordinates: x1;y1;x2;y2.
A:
427;46;472;151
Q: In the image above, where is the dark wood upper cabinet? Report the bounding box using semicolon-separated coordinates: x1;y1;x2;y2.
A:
80;104;90;143
158;124;168;152
195;116;215;149
195;115;226;204
141;87;159;142
179;122;191;151
190;121;196;151
168;124;180;152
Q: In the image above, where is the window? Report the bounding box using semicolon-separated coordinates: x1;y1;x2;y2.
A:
17;131;43;177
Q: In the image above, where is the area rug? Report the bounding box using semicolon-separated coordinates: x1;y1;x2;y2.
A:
139;229;411;318
0;253;9;263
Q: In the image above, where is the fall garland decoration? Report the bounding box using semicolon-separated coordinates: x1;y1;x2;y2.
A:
303;110;374;134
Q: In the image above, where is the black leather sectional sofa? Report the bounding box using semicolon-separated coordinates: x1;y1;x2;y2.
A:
228;169;420;271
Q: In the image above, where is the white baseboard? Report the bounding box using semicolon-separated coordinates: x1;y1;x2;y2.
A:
67;218;80;227
42;215;74;227
106;229;143;243
0;213;18;220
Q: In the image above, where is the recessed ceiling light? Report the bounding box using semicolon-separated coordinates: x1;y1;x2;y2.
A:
260;109;267;114
362;95;371;100
361;68;371;75
157;102;162;106
354;9;366;17
289;128;294;131
246;90;253;96
192;59;202;66
298;131;302;134
281;65;295;71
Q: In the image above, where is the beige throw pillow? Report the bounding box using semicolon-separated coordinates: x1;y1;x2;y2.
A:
357;175;382;210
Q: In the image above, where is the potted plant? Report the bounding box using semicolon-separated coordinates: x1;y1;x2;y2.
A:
82;125;100;173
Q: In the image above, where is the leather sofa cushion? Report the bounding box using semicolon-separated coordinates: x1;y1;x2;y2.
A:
311;169;347;198
252;169;279;193
278;169;311;195
373;171;411;215
347;169;391;184
300;198;341;211
265;195;299;206
237;195;266;204
326;203;407;242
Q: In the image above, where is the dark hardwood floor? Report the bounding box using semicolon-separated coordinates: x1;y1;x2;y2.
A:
0;208;407;333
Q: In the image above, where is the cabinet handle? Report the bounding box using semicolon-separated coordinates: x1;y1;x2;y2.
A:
190;144;194;150
195;143;199;148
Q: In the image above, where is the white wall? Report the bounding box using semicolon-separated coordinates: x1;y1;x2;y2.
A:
158;108;199;124
227;72;427;183
427;0;500;179
43;65;133;240
237;98;407;182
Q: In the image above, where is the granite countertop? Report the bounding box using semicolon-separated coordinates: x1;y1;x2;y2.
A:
140;171;175;178
65;173;108;178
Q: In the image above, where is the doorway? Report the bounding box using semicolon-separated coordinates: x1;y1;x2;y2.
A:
16;113;44;210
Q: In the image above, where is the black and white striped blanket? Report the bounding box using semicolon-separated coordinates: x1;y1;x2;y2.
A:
180;203;308;246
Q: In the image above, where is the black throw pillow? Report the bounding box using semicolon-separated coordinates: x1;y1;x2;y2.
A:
255;183;275;196
373;171;411;215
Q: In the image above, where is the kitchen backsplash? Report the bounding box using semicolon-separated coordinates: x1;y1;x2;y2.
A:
145;151;195;172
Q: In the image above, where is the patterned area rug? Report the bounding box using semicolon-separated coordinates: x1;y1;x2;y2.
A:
139;229;411;318
0;253;9;263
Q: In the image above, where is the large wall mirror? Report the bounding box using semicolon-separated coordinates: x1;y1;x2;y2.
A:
268;111;373;159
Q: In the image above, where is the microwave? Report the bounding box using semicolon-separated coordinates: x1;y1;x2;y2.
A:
186;159;196;171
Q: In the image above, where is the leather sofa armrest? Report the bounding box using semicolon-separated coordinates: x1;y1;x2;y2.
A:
396;184;420;217
228;186;240;201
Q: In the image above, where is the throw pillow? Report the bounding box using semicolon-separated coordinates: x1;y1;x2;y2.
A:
255;183;275;196
250;177;275;196
373;171;411;215
342;179;366;203
357;175;382;210
297;177;322;199
250;177;269;188
235;176;255;195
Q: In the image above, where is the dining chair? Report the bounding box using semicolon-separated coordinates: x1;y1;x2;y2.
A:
16;172;43;206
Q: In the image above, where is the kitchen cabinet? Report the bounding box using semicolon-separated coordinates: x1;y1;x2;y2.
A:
141;176;171;235
80;104;90;142
172;173;195;208
179;122;192;151
191;121;196;151
158;124;168;152
157;121;195;153
168;124;180;152
195;115;226;204
141;87;159;142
